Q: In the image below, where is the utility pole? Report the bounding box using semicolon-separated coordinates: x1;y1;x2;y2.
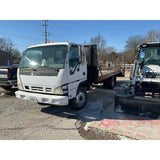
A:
43;20;50;43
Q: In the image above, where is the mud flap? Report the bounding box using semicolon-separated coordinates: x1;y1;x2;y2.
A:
115;94;160;116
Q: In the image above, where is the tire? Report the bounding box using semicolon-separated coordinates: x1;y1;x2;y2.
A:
1;86;12;91
103;76;116;89
70;87;87;110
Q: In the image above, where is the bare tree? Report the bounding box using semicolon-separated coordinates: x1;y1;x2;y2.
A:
90;34;108;68
0;38;6;51
145;30;160;42
106;47;116;54
90;34;107;53
125;35;144;51
12;49;21;64
0;38;21;64
125;35;145;63
0;38;15;52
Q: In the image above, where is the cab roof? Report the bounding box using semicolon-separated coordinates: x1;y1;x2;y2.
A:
138;42;160;48
27;42;81;49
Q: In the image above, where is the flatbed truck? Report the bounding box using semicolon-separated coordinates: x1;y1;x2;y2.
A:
15;42;124;110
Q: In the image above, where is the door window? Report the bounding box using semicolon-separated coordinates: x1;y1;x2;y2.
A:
69;45;80;74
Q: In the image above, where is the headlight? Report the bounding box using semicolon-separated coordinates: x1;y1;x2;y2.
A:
18;82;24;90
54;85;68;95
54;87;63;95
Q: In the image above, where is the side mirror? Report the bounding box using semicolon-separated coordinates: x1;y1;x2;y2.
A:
140;52;145;58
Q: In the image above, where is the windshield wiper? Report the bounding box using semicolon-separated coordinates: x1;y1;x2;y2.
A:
19;66;30;68
39;66;53;68
39;66;61;71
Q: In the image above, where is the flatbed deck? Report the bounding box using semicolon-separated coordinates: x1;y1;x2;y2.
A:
98;68;122;82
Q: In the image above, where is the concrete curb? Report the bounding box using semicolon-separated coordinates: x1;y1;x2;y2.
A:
78;121;134;140
79;118;160;140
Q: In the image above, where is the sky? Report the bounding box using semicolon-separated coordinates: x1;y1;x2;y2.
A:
1;20;160;53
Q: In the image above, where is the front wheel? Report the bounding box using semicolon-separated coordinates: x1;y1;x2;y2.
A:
70;87;87;110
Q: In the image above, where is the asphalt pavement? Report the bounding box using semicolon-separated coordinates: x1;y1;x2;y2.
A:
1;77;160;140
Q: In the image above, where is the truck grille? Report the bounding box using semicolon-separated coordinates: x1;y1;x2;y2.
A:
24;85;52;93
31;86;43;92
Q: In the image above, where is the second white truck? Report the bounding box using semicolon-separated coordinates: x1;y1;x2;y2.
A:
15;42;123;110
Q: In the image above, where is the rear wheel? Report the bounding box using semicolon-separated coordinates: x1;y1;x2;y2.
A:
70;87;87;110
103;76;116;89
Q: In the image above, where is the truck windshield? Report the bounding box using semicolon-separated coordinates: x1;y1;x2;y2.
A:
19;45;67;69
138;47;160;65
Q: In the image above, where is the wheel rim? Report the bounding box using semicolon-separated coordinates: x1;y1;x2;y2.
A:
75;91;86;107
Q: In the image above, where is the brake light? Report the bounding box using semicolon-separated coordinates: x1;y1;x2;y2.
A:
8;70;11;78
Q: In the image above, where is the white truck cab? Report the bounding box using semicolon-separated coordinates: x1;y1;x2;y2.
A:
15;42;96;110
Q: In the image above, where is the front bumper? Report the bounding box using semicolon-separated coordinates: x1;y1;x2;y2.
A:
0;80;17;87
15;90;69;106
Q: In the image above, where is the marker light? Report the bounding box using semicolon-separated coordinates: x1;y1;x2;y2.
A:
66;41;69;43
52;41;54;43
142;44;147;47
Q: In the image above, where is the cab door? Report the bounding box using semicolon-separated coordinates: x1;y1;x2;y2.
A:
68;44;87;99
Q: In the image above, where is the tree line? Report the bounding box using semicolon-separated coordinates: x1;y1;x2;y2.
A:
87;33;122;68
1;30;160;65
123;30;160;64
87;30;160;66
0;38;21;64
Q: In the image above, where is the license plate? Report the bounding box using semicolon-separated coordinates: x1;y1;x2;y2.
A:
30;96;37;102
